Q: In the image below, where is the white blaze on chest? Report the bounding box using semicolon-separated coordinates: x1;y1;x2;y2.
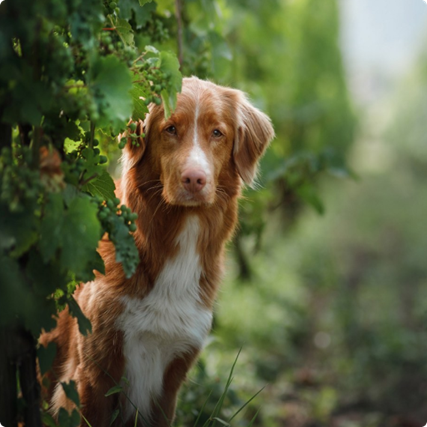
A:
117;216;212;422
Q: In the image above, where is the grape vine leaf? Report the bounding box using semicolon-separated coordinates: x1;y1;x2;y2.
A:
39;193;64;263
134;1;156;28
130;83;149;120
120;0;156;29
0;202;39;257
60;197;101;277
109;16;134;46
82;170;116;200
158;51;182;118
88;55;133;133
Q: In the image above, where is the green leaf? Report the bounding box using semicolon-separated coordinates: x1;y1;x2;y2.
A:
63;121;81;142
119;0;156;29
70;409;81;427
38;342;57;376
58;408;69;427
62;184;80;207
60;197;101;277
0;202;39;257
40;193;64;263
0;255;31;327
133;1;157;29
58;407;81;427
130;84;149;121
68;296;92;336
296;183;325;215
61;380;80;407
208;31;232;77
87;249;106;277
208;31;232;61
110;409;120;426
80;147;104;182
82;170;116;200
145;45;159;54
41;411;58;427
27;249;67;296
160;89;172;119
89;55;133;133
64;138;81;154
159;51;182;118
105;385;123;396
110;16;134;46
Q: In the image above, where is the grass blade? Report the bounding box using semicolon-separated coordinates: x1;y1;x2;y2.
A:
110;409;120;426
105;385;123;397
248;408;260;427
80;412;93;427
204;349;242;427
193;388;213;427
134;409;138;427
212;417;230;426
228;387;264;422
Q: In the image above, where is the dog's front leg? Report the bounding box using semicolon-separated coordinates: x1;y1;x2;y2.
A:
78;381;119;427
76;333;126;427
150;350;199;427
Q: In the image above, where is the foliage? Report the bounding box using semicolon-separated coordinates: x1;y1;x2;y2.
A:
0;0;183;424
0;0;357;425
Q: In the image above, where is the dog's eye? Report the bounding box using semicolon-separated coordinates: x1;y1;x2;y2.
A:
165;125;177;135
212;129;223;138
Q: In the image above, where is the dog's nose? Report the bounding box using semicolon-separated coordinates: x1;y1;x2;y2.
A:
181;169;207;193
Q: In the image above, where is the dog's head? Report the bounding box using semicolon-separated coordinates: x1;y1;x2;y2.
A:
122;77;274;207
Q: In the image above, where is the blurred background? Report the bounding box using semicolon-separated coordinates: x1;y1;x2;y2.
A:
169;0;427;426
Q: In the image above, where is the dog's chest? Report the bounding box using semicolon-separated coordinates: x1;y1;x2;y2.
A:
117;216;212;420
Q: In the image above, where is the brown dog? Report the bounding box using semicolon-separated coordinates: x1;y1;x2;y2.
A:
41;77;274;426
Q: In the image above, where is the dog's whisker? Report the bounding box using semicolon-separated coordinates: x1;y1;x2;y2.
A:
145;184;164;193
137;179;162;189
152;196;167;219
147;187;164;205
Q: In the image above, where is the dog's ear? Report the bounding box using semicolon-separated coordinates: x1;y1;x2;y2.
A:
120;119;146;171
233;94;275;186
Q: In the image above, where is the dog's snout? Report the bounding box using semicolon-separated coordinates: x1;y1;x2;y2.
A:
181;169;207;193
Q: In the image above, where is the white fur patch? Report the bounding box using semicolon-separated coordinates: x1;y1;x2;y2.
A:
185;103;211;175
117;216;212;422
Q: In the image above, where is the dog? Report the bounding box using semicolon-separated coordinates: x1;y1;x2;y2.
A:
40;77;274;426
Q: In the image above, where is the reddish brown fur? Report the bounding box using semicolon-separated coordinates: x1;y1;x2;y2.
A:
40;77;274;426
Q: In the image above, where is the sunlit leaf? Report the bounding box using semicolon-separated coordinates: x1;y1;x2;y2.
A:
82;170;116;200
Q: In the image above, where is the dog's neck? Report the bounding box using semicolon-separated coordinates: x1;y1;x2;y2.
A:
100;173;240;307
